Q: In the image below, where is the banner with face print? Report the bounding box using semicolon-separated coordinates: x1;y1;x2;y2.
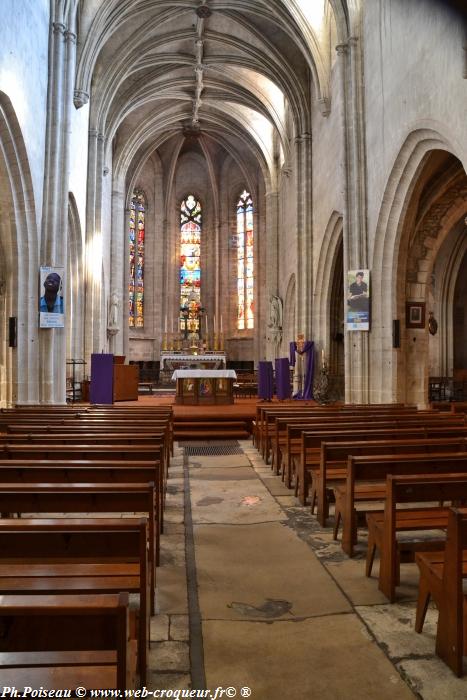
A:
39;266;65;328
346;269;370;331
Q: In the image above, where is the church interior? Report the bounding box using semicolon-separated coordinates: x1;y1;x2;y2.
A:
0;0;467;697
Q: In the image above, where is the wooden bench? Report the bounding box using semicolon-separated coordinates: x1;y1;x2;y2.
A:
335;452;467;557
277;411;453;486
0;517;148;682
317;436;467;526
365;473;467;602
415;506;467;676
295;424;467;507
0;482;157;616
0;592;136;690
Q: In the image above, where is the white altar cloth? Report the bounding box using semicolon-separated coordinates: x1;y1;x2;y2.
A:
171;369;237;380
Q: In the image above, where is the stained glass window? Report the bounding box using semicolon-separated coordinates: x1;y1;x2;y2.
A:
129;190;145;328
237;190;254;329
180;195;202;336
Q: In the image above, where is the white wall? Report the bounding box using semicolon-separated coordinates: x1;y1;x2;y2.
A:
0;0;49;230
364;0;467;262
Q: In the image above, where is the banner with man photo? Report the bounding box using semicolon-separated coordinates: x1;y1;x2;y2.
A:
39;266;65;328
346;269;370;331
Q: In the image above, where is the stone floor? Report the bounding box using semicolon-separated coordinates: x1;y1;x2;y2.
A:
149;439;467;699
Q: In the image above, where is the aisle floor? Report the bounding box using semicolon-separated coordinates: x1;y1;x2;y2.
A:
150;440;467;699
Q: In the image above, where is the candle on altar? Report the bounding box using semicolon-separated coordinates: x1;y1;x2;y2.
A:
321;348;325;365
164;315;167;333
213;314;216;334
220;315;223;334
205;314;208;335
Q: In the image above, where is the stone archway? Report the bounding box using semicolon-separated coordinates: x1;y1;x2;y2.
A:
398;151;467;405
0;92;39;405
371;127;467;405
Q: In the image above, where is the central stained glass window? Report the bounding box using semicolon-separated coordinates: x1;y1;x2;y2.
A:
180;195;202;335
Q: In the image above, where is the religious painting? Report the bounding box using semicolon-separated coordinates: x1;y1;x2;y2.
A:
199;378;213;397
183;379;195;396
39;266;65;328
346;269;370;331
406;302;426;329
217;378;228;394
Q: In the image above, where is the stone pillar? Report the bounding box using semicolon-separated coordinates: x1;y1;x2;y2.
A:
295;133;313;339
110;185;126;356
39;16;77;403
264;189;279;360
84;128;105;364
336;38;370;404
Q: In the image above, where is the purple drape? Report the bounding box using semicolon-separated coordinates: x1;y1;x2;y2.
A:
258;361;274;400
275;357;291;400
90;353;114;404
289;341;314;400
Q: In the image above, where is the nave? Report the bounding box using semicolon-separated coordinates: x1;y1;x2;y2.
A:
2;400;467;697
153;437;467;699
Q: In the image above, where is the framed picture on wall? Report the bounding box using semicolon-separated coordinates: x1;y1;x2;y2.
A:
406;302;425;329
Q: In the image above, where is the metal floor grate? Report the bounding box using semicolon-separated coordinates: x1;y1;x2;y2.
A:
184;441;243;456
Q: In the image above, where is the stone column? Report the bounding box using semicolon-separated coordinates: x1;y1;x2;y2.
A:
39;16;77;403
110;184;126;356
295;133;313;339
84;128;105;364
336;38;370;404
264;189;279;361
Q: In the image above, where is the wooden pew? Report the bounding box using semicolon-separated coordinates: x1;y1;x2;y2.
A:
295;425;467;507
271;407;425;475
317;436;467;526
365;473;467;602
0;443;166;534
0;518;148;682
0;482;157;616
415;506;467;676
0;592;136;690
336;452;467;557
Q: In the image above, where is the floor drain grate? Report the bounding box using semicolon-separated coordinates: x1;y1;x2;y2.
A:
184;441;243;456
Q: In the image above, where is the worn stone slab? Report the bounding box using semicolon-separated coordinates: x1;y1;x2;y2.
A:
170;614;189;641
146;673;191;693
203;615;416;700
190;479;285;525
148;641;190;672
194;522;350;619
190;467;255;481
150;614;169;642
156;565;188;614
260;475;293;496
188;454;251;468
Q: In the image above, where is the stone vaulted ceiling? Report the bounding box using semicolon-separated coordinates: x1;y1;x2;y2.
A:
75;0;339;187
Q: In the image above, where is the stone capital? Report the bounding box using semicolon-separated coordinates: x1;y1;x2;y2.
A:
74;89;90;109
335;43;348;56
52;22;66;36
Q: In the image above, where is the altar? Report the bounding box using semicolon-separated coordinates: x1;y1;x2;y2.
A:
172;369;237;405
161;352;226;371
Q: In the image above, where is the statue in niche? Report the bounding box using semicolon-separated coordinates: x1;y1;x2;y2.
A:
268;295;283;358
107;291;120;335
